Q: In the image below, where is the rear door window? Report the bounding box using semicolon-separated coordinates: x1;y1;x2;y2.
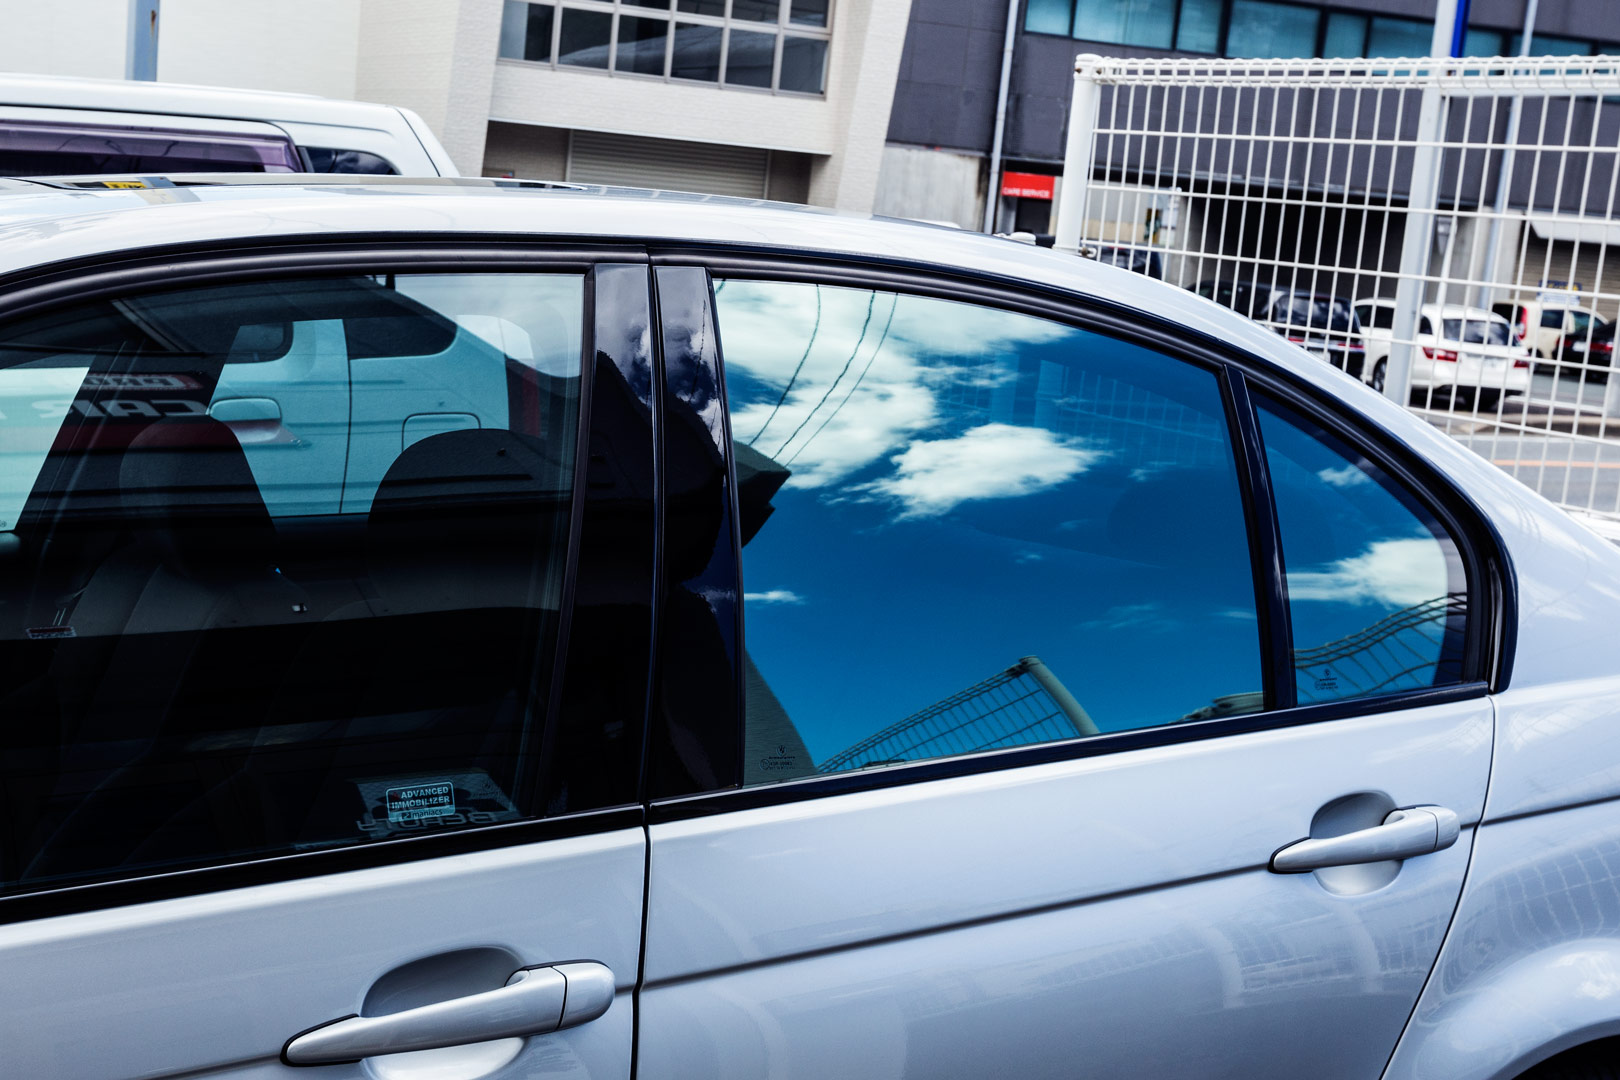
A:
713;279;1264;783
0;272;590;897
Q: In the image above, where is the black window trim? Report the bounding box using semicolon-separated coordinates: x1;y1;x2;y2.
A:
645;242;1513;823
0;237;658;923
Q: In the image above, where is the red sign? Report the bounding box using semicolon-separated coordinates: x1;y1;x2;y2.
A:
1001;171;1056;200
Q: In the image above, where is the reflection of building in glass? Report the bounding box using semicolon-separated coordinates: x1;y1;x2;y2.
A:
1293;594;1462;705
820;655;1097;772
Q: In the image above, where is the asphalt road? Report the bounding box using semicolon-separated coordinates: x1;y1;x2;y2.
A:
1415;371;1620;515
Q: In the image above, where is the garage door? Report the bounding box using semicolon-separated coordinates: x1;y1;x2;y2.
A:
567;130;768;199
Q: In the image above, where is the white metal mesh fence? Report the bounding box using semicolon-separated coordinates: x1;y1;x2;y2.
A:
1054;54;1620;523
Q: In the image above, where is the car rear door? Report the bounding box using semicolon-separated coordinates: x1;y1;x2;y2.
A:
0;253;658;1079
638;264;1499;1079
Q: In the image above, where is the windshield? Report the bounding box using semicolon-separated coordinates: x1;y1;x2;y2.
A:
1441;319;1511;346
1272;294;1357;333
1570;311;1594;336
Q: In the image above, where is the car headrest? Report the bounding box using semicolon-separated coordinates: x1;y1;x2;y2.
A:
366;427;570;614
118;417;277;571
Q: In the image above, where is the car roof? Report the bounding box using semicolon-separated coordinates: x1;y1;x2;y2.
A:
0;175;1259;338
0;72;409;129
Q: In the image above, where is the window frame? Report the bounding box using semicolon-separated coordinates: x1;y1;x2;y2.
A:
1024;0;1616;61
645;244;1512;821
498;0;833;97
0;237;659;923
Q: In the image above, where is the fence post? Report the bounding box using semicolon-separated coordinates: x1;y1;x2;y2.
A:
1386;88;1443;405
1055;53;1104;255
1385;1;1464;405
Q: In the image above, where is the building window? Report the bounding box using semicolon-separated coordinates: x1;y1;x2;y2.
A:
1226;0;1318;59
1025;0;1613;62
1072;0;1176;50
498;0;831;95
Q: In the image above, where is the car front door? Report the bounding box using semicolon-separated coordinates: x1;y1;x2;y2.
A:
0;255;658;1079
638;266;1497;1079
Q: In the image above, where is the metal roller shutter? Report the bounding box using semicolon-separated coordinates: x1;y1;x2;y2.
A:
566;130;768;199
1519;235;1619;319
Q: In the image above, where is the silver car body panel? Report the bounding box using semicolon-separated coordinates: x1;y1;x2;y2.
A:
643;700;1491;1079
0;828;644;1079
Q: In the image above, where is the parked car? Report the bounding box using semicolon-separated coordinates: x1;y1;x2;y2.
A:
1492;295;1611;370
0;73;456;177
1586;317;1617;376
1196;277;1364;378
4;174;1620;1080
1354;299;1533;408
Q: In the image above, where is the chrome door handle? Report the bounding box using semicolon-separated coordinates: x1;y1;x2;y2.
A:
282;961;615;1066
1270;806;1460;874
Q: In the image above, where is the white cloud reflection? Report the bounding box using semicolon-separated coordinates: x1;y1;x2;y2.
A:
1317;465;1371;489
862;423;1100;518
718;281;1074;497
1288;537;1449;607
744;589;805;605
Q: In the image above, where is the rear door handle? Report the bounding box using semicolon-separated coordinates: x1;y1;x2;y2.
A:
1270;806;1460;873
282;961;615;1066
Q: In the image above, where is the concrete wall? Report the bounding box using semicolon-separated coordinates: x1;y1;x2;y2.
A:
490;62;835;156
481;121;568;179
159;0;360;99
804;0;913;211
872;145;984;229
355;0;502;177
0;0;128;79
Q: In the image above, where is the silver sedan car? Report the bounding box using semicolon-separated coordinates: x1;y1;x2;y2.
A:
0;176;1617;1080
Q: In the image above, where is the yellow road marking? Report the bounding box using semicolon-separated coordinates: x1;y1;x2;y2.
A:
1492;459;1620;469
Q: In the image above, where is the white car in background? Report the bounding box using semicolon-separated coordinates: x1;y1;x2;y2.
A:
0;73;456;177
1354;298;1532;408
1493;295;1610;368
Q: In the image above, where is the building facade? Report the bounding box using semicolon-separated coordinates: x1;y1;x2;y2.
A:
0;0;912;212
876;0;1620;233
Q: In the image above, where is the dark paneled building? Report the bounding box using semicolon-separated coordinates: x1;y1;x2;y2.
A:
872;0;1620;233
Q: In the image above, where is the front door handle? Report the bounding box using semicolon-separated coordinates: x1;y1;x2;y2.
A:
1270;806;1460;873
282;961;615;1066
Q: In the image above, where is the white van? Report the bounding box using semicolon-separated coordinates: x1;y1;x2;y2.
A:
0;73;456;178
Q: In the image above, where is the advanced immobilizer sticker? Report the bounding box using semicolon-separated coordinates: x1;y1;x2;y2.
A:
346;770;522;842
384;780;455;823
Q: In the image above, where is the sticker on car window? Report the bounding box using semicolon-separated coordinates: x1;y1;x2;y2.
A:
384;780;455;823
350;770;522;840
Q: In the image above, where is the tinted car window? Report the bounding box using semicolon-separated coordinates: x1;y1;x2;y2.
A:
0;273;587;897
714;280;1264;783
1442;318;1511;346
302;147;399;175
0;120;301;176
1255;396;1466;705
1271;294;1356;334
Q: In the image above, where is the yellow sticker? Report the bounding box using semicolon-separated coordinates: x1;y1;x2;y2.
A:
98;180;150;189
